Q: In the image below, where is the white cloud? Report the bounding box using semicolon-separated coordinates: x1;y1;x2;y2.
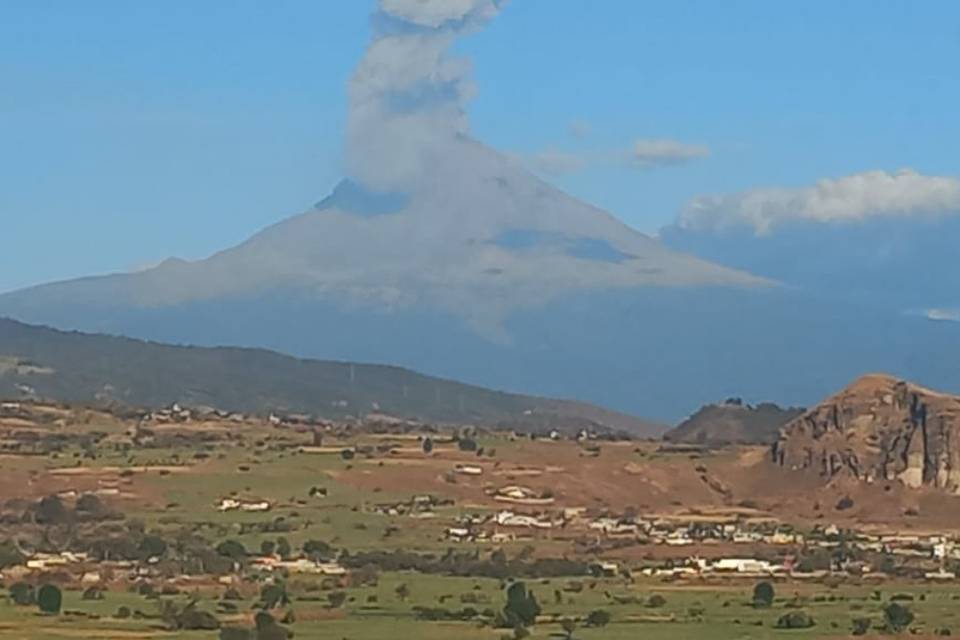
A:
680;169;960;234
923;308;960;323
632;139;710;167
380;0;502;28
525;138;711;177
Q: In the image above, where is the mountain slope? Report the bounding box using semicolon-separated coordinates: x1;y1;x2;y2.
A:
772;374;960;490
665;399;803;445
0;140;762;333
0;317;664;435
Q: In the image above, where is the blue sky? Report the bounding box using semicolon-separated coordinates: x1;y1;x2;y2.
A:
2;0;958;293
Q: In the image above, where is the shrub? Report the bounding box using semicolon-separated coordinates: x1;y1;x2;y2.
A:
178;607;220;630
38;584;63;615
219;628;253;640
222;587;243;601
216;540;247;560
836;496;855;511
422;438;434;455
115;605;132;619
647;594;667;608
0;541;25;569
752;581;775;608
260;584;289;609
775;611;815;629
8;582;35;606
883;602;914;633
82;586;104;601
851;617;872;635
585;609;611;627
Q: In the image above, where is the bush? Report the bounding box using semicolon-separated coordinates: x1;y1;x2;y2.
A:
37;584;62;615
851;617;871;635
260;584;289;609
220;628;253;640
0;541;25;569
216;540;247;560
82;586;104;601
585;609;611;627
115;605;132;619
836;496;855;511
752;581;775;608
883;602;914;633
8;582;35;606
422;438;434;455
775;611;815;629
647;594;667;608
179;607;220;630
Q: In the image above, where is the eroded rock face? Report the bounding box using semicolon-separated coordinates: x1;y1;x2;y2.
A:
772;374;960;492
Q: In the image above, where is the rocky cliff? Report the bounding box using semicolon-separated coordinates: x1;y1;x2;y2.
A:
772;374;960;491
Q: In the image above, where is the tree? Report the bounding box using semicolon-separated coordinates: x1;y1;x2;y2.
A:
36;495;70;524
585;609;611;627
0;540;25;569
37;584;62;615
216;540;247;560
502;582;541;628
9;582;35;606
422;437;434;455
752;581;775;608
883;602;914;633
138;534;168;560
395;583;410;602
76;493;106;516
458;438;478;452
254;611;291;640
260;583;290;610
276;537;292;560
260;540;277;557
561;618;577;639
303;539;332;560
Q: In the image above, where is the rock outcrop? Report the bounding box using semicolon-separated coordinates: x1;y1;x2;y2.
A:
772;374;960;491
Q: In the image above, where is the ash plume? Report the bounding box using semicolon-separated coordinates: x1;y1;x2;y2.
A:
346;0;506;192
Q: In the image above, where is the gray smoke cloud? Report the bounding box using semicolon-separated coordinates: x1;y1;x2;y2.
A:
346;0;506;192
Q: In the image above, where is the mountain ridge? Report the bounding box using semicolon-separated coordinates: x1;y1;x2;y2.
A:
0;316;665;436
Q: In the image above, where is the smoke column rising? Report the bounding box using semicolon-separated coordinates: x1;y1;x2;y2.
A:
346;0;506;192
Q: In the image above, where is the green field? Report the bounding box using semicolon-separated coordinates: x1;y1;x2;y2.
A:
3;575;960;638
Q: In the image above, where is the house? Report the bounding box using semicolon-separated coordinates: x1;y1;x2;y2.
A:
711;558;778;574
218;498;271;512
455;464;484;476
240;501;271;513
